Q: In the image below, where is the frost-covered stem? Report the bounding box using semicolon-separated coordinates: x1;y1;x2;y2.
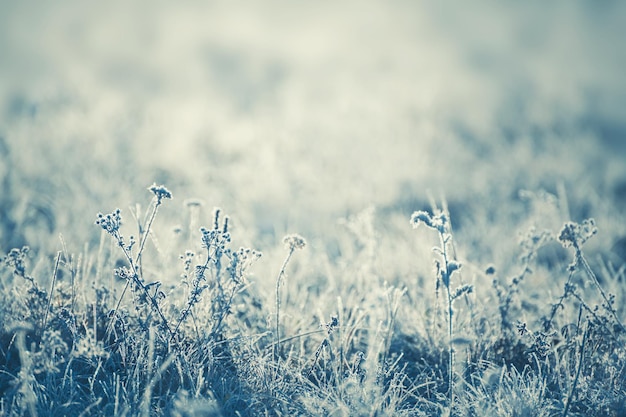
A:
104;232;131;340
380;288;403;384
569;291;615;338
106;229;173;340
574;244;626;334
275;246;295;366
446;287;454;408
135;197;162;270
42;251;62;332
411;210;458;408
545;269;576;332
172;255;211;341
15;328;37;417
438;230;454;409
210;284;238;337
563;322;588;417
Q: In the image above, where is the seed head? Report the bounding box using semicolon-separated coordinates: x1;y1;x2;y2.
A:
148;183;173;203
558;218;597;249
283;234;307;251
410;210;433;228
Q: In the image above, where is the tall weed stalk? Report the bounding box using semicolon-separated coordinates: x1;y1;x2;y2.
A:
411;208;472;410
274;234;306;370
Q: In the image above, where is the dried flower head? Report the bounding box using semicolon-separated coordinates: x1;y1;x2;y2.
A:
410;210;448;233
95;209;122;234
3;246;32;281
410;210;433;228
200;226;231;251
283;234;307;251
148;183;173;203
558;218;597;249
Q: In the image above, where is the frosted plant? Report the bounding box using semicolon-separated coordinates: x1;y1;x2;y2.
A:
274;233;307;369
556;218;626;335
411;208;472;410
173;208;261;341
96;184;174;340
3;246;34;285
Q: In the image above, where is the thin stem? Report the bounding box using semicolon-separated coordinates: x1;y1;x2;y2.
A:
211;284;239;336
442;202;473;314
266;329;325;351
136;198;161;267
563;322;588;417
569;291;616;340
576;247;626;334
446;284;454;408
105;230;173;341
380;288;403;381
59;235;76;315
306;338;329;379
275;247;295;367
438;230;454;409
337;296;344;392
105;279;131;341
545;269;576;332
172;255;211;341
42;251;62;331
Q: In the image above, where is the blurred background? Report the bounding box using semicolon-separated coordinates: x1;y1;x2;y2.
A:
1;0;625;257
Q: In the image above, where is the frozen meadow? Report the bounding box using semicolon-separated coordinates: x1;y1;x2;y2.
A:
1;2;626;416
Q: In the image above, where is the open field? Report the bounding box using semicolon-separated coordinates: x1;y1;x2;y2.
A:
1;2;626;416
